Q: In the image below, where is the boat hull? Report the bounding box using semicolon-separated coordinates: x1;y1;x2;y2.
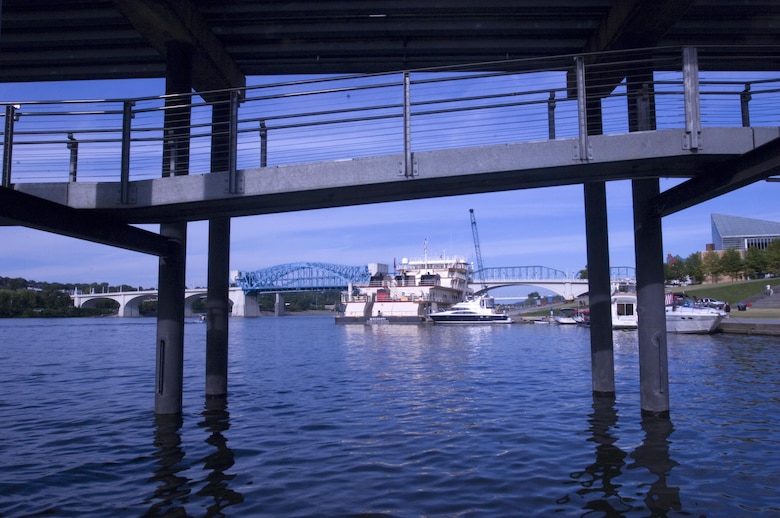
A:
665;307;725;334
430;314;513;324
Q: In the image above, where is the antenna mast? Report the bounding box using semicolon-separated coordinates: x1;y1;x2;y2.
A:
469;209;487;290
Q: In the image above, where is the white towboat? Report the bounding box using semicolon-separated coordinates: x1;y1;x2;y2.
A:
610;290;726;334
336;255;471;324
429;295;513;324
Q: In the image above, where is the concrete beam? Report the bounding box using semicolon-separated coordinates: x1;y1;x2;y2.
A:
651;134;780;217
15;127;776;224
0;186;171;256
112;0;246;95
583;0;695;54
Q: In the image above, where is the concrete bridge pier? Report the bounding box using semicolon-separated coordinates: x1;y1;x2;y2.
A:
581;64;616;399
204;92;234;401
632;179;669;417
629;65;670;417
275;293;285;316
155;41;193;415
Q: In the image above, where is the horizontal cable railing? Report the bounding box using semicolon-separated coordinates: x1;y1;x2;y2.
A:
2;46;779;187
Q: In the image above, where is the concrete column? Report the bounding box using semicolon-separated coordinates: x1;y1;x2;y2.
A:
632;179;670;417
584;181;615;397
275;293;285;316
628;68;669;417
155;41;193;415
205;95;232;400
582;91;615;398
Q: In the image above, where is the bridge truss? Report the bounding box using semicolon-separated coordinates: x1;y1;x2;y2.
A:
233;263;370;293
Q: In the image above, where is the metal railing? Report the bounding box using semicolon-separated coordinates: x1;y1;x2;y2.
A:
2;46;779;190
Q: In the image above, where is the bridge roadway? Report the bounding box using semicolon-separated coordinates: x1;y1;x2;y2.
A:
71;264;603;317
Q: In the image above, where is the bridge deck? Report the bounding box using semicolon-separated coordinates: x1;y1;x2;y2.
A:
15;127;780;224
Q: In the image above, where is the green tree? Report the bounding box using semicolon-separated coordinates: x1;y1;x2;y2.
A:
684;252;704;284
720;248;743;281
744;246;767;279
766;239;780;275
702;250;722;283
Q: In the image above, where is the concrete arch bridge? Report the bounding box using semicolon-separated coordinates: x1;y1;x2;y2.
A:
474;266;635;299
72;262;371;317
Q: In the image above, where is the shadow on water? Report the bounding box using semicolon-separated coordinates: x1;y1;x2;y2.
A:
558;398;681;516
143;400;243;517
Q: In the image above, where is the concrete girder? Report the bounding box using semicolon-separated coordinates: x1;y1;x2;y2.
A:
15;127;780;224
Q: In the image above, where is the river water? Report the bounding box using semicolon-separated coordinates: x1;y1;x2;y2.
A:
0;316;778;517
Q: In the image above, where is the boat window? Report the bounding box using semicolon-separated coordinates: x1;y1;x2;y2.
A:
617;303;634;316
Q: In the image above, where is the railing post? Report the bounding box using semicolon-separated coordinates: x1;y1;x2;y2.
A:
682;46;701;150
228;89;241;194
740;83;752;127
547;90;556;140
120;101;134;203
259;120;268;167
575;56;590;161
403;71;415;177
2;104;18;188
67;133;79;182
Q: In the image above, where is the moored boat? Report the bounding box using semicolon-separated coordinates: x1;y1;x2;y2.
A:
429;295;513;324
336;255;471;324
609;290;726;334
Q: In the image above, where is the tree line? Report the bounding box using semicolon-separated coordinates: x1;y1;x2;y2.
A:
666;241;780;284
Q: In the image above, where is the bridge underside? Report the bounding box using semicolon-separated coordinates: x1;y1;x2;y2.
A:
13;127;780;227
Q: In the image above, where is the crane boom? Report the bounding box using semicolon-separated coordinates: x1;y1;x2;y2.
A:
469;209;487;289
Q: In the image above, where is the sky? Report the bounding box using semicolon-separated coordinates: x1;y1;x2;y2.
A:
1;77;779;294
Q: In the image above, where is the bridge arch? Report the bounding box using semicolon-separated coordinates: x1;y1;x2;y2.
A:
233;263;370;293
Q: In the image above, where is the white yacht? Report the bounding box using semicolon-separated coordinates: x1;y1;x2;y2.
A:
610;290;726;334
429;295;513;324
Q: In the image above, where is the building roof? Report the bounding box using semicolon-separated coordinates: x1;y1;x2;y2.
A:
711;213;780;239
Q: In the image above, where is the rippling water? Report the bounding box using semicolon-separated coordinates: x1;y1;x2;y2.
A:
1;317;779;516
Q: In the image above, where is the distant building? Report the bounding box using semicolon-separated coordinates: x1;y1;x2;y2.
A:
710;213;780;251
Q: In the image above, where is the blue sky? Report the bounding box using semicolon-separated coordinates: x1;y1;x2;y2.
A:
1;78;778;292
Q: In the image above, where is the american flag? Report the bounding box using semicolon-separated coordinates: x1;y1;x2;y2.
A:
665;292;674;306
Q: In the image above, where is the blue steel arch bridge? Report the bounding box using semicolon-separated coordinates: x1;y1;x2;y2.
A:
233;263;371;294
233;263;635;296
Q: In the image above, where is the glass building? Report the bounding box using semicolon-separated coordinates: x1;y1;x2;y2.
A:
711;213;780;251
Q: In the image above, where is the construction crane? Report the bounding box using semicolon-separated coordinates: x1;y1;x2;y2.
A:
469;209;487;290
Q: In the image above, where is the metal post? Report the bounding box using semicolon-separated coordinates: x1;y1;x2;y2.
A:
120;101;133;202
403;72;413;177
259;120;268;167
155;40;192;415
3;104;16;187
228;89;240;194
547;90;556;140
67;133;78;182
740;84;752;127
682;47;701;150
575;56;590;161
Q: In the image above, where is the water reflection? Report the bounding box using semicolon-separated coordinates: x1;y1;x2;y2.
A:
144;414;190;517
144;401;242;517
197;399;244;515
629;416;681;515
561;399;680;516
